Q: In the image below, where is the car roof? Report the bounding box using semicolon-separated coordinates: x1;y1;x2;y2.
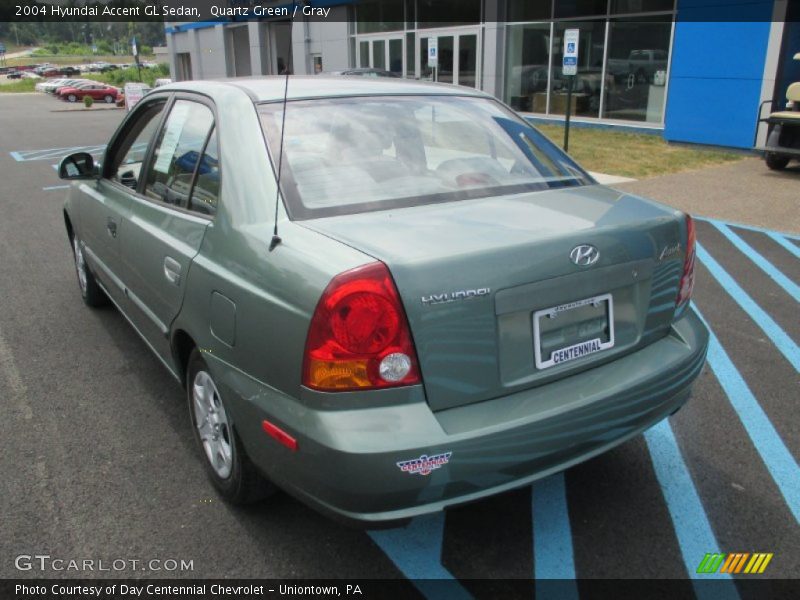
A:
155;76;491;103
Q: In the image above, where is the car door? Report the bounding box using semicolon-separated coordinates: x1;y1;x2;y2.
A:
118;96;218;362
77;97;169;306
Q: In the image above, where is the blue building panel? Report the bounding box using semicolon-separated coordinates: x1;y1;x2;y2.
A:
664;2;774;148
665;77;765;147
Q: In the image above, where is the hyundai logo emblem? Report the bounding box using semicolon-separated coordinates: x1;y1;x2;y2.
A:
570;244;600;266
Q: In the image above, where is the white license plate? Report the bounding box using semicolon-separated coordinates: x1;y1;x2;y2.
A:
533;293;615;370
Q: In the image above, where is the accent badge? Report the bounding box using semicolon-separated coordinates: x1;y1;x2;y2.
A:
396;452;452;476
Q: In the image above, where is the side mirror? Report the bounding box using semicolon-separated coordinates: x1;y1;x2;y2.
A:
58;152;98;180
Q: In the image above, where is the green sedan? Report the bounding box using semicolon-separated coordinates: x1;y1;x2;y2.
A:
59;77;708;525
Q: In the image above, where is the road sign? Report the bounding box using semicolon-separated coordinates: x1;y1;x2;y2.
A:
563;29;579;76
427;38;438;68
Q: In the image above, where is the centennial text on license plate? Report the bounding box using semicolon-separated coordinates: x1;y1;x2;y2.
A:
533;293;615;369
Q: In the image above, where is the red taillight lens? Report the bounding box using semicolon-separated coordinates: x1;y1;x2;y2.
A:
676;214;696;309
302;262;421;392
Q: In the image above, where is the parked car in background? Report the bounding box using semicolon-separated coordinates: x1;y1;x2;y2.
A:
21;71;42;79
53;80;96;96
37;78;87;94
6;69;22;79
57;82;120;103
324;68;401;78
60;66;82;77
58;78;707;525
35;78;65;92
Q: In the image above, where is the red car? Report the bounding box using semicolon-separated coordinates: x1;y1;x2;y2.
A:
57;82;120;103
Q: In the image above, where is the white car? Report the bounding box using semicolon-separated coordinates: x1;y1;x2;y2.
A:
36;78;80;93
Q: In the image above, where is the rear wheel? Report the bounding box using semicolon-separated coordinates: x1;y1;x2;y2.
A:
104;94;114;104
186;349;274;504
72;236;107;307
765;153;790;170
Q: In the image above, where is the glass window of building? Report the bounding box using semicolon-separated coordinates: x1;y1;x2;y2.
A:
417;0;481;28
554;0;609;19
406;32;415;78
549;21;607;118
507;0;552;21
505;23;551;112
611;0;675;14
603;17;672;122
356;0;405;33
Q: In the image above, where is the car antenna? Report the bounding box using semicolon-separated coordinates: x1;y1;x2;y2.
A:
269;0;298;252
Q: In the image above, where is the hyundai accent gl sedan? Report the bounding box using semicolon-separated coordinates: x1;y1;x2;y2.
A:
59;77;708;525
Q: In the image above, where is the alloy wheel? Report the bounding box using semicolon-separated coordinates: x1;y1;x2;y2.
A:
73;237;88;295
192;370;233;479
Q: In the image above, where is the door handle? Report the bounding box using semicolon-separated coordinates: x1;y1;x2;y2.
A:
163;257;182;286
106;217;117;238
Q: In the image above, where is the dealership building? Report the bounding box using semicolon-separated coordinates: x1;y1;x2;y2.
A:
165;0;800;149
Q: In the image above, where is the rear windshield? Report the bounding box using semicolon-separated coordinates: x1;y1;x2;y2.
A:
259;95;592;219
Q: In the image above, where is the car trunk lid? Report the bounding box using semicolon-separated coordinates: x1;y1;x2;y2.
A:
301;185;685;411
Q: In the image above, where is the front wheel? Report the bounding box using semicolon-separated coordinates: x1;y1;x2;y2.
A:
765;153;790;170
104;94;114;104
187;350;274;504
72;236;107;307
67;94;77;103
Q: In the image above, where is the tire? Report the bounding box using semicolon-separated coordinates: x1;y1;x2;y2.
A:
67;94;77;103
186;349;274;504
765;153;790;171
104;94;114;104
72;236;108;307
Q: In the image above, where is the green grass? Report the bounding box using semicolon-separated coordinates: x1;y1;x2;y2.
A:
83;64;170;88
6;54;155;67
0;78;37;93
534;123;745;179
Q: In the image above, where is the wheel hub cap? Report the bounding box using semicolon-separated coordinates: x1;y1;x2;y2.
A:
192;371;232;479
73;238;88;294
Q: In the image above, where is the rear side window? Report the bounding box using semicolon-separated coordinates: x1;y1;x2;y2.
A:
188;127;220;217
144;100;214;209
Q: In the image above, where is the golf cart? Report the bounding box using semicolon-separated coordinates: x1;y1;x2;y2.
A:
757;52;800;170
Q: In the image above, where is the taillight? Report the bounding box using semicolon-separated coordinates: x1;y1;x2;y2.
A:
676;214;696;310
302;262;421;392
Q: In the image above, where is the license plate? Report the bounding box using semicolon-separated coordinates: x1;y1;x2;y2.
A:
533;293;615;370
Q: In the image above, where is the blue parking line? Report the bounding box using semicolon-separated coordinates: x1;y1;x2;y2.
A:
694;217;800;241
694;307;800;523
532;473;579;599
368;514;471;599
9;144;109;163
710;221;800;301
768;232;800;260
643;420;739;599
697;242;800;372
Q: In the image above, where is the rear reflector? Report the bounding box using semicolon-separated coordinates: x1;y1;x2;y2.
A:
262;420;298;452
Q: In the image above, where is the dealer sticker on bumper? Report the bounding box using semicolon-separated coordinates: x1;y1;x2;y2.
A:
397;452;452;476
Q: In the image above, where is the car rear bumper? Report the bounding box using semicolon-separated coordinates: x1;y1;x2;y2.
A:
221;308;708;526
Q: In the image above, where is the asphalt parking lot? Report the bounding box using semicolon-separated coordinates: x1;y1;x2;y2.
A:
1;93;797;596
